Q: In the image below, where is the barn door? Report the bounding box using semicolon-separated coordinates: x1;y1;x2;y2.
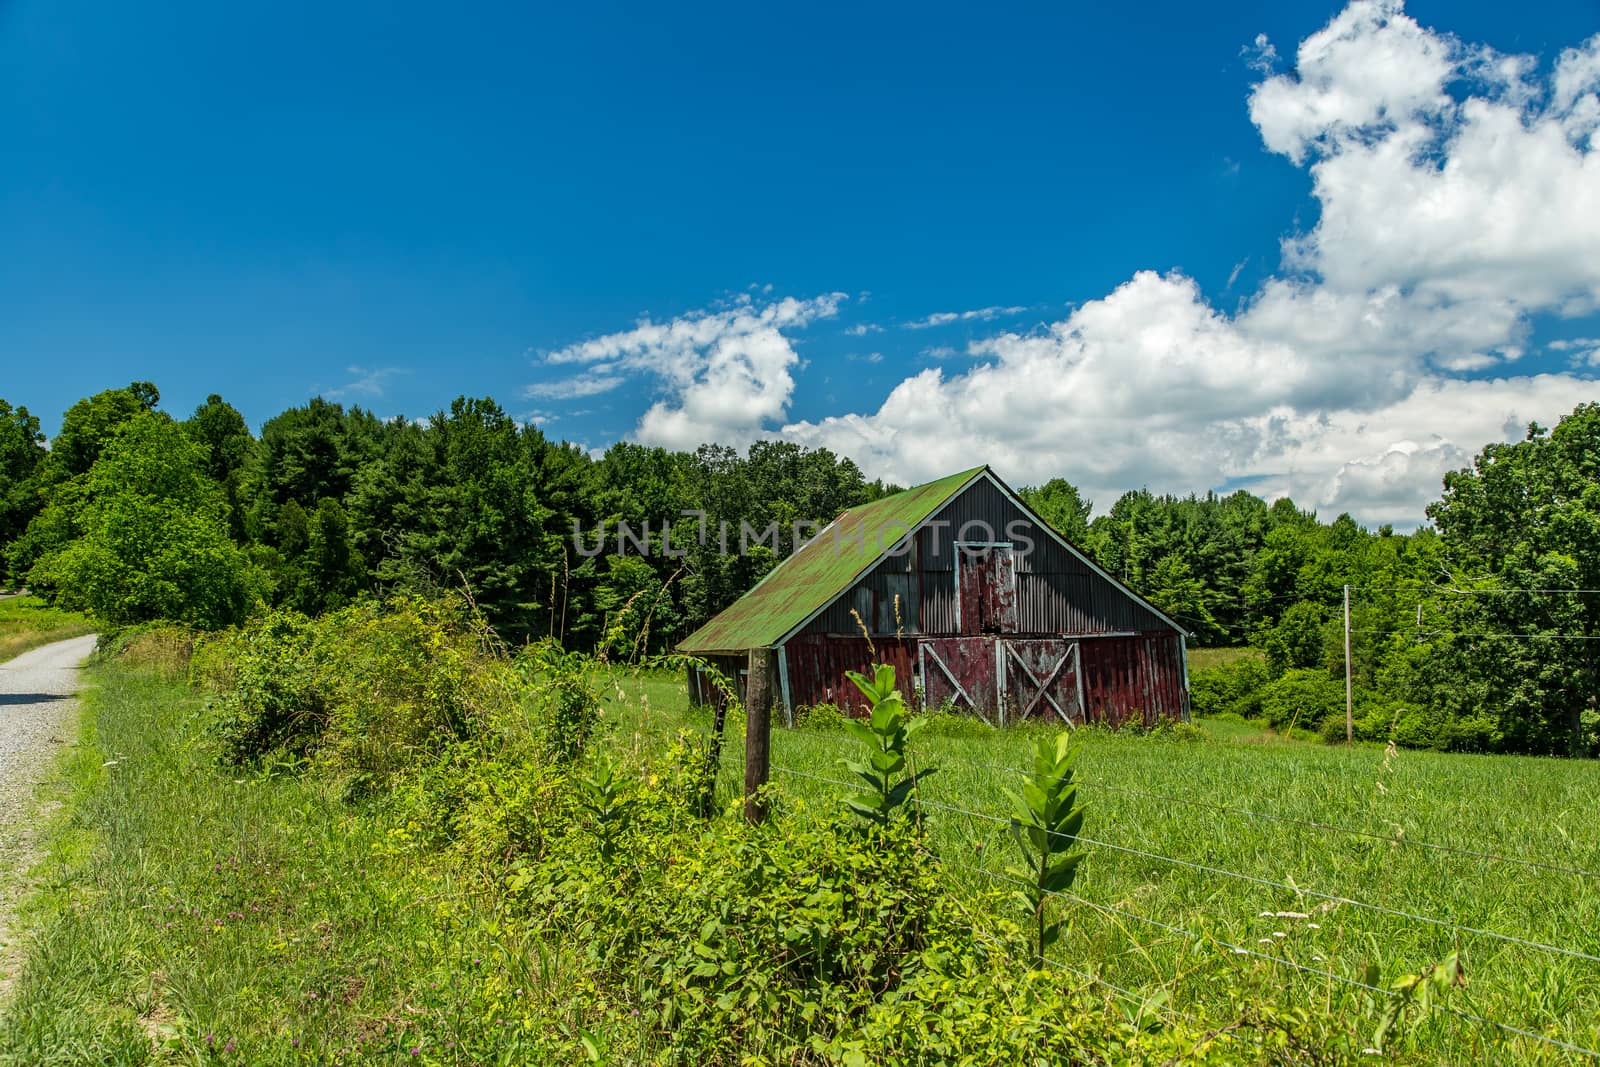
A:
919;637;1000;723
1000;639;1082;725
956;543;1018;635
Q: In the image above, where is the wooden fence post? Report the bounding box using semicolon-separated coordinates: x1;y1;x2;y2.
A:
745;646;775;825
1343;584;1353;746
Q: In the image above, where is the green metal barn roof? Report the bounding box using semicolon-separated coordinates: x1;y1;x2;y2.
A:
676;466;985;653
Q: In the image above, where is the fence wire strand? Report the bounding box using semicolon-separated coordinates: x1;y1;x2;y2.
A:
721;752;1600;1060
947;858;1600;1061
780;729;1600;882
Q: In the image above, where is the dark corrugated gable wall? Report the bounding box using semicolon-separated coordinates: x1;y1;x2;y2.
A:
800;477;1171;638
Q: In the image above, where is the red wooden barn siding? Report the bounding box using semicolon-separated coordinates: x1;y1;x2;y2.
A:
1078;632;1189;726
784;635;918;715
688;633;1189;726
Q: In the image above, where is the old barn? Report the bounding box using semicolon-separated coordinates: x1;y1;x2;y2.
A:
678;466;1191;726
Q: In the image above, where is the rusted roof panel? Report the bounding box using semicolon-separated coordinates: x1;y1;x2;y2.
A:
676;466;985;653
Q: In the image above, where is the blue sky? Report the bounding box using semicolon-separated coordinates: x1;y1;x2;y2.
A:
4;1;1599;524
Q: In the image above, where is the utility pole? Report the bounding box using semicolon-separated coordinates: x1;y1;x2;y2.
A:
1343;584;1353;746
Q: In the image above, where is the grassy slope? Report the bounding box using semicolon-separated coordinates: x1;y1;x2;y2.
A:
605;671;1600;1064
0;597;93;663
1186;645;1264;672
5;659;1597;1065
0;665;615;1066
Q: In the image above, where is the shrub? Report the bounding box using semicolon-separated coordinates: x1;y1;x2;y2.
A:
1256;668;1344;730
522;788;949;1062
1438;714;1501;753
794;702;849;730
521;637;603;762
1189;655;1272;719
198;595;523;791
201;609;328;765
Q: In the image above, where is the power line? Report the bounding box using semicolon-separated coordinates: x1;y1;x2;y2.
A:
1352;628;1600;642
1356;586;1600;596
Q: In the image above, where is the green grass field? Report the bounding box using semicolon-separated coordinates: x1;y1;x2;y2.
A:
4;658;1597;1065
0;596;92;662
1185;645;1265;672
600;669;1600;1064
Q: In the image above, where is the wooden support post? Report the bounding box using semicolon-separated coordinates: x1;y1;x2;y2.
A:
744;646;775;825
1343;584;1353;746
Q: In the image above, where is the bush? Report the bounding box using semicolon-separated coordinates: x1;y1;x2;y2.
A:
1189;655;1272;720
1438;714;1501;753
521;637;604;762
199;609;328;765
795;702;850;730
198;595;524;790
1256;668;1344;730
496;756;1244;1065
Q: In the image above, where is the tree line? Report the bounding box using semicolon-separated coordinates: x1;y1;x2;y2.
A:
1;383;1596;756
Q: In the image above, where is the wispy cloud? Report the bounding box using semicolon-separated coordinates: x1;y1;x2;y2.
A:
324;365;405;400
1241;31;1279;75
525;372;625;399
903;305;1028;330
845;322;884;336
1548;337;1600;366
846;351;884;363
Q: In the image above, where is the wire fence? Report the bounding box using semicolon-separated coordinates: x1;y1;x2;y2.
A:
711;741;1600;1062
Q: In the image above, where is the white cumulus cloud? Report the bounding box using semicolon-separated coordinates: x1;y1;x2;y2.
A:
538;293;845;451
534;1;1600;526
780;1;1600;524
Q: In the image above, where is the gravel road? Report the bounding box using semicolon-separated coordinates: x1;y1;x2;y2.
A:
0;634;98;999
0;635;97;792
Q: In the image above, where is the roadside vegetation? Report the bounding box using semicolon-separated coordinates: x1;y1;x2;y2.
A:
3;602;1595;1064
0;595;92;662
